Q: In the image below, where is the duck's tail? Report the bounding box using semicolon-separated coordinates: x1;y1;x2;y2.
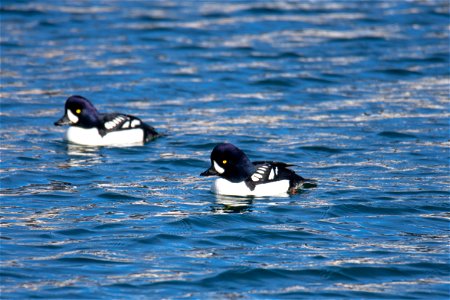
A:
289;175;317;193
143;124;164;142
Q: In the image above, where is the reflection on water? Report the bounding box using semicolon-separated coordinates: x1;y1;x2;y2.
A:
0;180;75;197
213;194;254;213
66;144;102;157
57;144;106;168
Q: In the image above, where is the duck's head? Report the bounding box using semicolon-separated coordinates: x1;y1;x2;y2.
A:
54;95;100;128
200;143;256;183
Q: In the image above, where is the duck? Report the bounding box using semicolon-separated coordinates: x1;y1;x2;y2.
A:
54;95;159;146
200;143;312;197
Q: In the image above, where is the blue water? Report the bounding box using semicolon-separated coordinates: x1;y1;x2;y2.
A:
1;0;449;298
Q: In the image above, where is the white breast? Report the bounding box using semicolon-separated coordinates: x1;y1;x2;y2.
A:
211;178;290;197
65;127;145;146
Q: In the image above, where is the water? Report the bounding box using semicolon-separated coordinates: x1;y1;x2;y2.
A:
1;0;449;298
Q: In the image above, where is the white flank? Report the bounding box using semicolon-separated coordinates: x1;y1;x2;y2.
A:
67;109;79;123
211;178;290;197
65;127;144;146
213;160;225;174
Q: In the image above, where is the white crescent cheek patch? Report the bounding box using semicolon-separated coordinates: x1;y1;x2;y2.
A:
213;160;225;174
67;109;79;123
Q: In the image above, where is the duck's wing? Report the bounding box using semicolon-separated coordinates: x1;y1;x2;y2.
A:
98;113;158;138
244;161;304;191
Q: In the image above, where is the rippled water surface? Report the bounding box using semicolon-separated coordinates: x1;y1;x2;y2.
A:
1;1;449;298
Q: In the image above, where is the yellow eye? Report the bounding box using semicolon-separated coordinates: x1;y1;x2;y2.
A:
222;160;227;164
75;109;81;114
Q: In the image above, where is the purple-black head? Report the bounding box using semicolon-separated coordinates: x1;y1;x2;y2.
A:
200;143;256;182
54;95;100;128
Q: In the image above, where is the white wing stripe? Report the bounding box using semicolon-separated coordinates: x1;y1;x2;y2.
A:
253;173;262;179
105;116;132;130
131;120;141;127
